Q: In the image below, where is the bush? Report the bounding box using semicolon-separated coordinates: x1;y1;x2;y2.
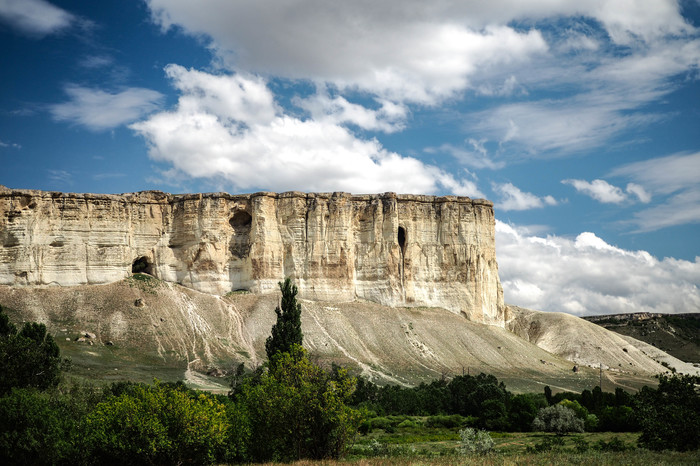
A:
84;382;230;465
0;307;66;395
397;419;419;429
240;345;361;462
0;388;77;465
526;435;565;452
458;427;494;455
595;436;633;452
425;414;472;428
532;404;584;434
636;374;700;451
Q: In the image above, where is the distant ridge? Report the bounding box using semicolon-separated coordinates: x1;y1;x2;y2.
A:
583;312;700;364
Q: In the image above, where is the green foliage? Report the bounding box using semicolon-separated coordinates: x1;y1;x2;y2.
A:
558;399;588;421
0;388;77;465
84;382;231;465
595;436;633;452
241;344;362;462
447;373;509;421
526;434;565;452
508;393;546;432
0;304;17;336
598;405;637;432
459;427;494;455
636;374;700;451
425;414;473;429
532;404;584;435
0;307;65;395
265;277;303;361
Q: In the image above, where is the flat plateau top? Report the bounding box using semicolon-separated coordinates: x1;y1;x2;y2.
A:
0;186;493;207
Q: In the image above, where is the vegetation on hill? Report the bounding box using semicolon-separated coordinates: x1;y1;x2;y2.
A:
1;291;699;464
585;313;700;363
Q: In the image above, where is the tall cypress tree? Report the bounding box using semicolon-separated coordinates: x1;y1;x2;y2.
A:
265;277;303;361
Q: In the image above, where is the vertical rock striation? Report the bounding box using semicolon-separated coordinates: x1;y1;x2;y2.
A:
0;186;504;325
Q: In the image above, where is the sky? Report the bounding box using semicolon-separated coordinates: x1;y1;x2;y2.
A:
1;0;699;316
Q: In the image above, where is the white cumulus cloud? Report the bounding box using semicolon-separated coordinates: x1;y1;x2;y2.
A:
493;183;557;211
50;85;164;131
562;179;627;204
496;221;700;316
131;65;483;196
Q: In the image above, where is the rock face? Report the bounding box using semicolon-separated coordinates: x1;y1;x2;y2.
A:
0;187;504;325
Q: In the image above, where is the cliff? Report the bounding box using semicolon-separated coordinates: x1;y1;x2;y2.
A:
0;187;504;326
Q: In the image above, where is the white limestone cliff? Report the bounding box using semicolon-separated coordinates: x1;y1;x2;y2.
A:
0;186;505;326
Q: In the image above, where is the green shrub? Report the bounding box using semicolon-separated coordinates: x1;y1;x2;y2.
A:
636;374;700;451
240;345;361;462
526;435;565;452
84;382;230;465
572;436;590;453
426;414;472;428
0;388;77;465
595;436;633;452
397;419;420;429
532;404;584;434
458;427;494;455
0;307;66;395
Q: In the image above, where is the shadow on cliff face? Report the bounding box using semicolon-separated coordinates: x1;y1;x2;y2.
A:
132;257;153;275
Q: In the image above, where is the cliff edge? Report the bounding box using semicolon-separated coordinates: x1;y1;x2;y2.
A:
0;189;504;326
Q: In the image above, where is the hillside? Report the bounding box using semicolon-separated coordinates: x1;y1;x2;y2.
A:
583;313;700;364
0;278;684;393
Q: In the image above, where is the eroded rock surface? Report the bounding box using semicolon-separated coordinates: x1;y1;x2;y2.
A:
0;187;504;325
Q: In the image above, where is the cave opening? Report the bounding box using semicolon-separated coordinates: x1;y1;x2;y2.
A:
398;226;406;254
132;256;153;275
229;210;253;259
229;211;252;228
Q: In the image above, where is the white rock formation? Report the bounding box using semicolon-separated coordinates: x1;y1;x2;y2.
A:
0;187;504;325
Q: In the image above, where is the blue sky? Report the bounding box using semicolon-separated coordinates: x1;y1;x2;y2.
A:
1;0;699;316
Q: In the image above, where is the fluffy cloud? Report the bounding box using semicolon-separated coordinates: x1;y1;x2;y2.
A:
0;0;74;36
496;221;700;315
132;65;482;195
294;91;407;133
145;1;557;104
562;179;627;204
493;183;557;211
50;85;164;131
141;1;699;160
610;152;700;231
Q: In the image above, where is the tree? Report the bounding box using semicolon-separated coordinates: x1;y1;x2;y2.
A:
241;345;361;462
636;374;700;451
532;404;584;435
265;278;303;361
84;382;232;465
0;388;77;465
0;307;64;395
508;393;546;431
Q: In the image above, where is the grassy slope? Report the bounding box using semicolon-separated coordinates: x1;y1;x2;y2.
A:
0;281;671;392
584;313;700;364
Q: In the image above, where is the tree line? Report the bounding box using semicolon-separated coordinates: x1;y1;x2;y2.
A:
1;279;699;464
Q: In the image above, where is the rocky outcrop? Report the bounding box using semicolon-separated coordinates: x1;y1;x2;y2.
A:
0;187;504;325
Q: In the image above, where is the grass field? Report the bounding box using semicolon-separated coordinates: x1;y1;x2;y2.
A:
332;420;700;465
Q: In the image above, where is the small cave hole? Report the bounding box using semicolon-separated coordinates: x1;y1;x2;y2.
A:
229;211;252;229
132;256;153;275
398;226;406;254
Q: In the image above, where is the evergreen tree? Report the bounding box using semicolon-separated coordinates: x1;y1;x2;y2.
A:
265;278;303;361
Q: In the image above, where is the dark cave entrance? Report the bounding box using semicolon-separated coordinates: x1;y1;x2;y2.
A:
229;210;252;258
229;211;252;229
132;256;153;275
398;226;407;255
